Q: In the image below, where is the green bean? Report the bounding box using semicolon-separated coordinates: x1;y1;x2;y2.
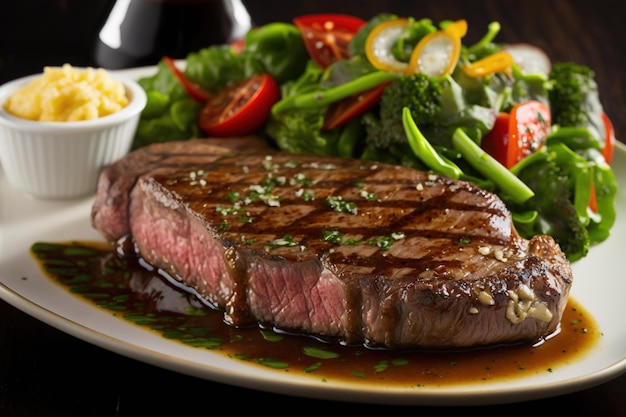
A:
451;128;534;204
402;107;463;179
272;71;398;115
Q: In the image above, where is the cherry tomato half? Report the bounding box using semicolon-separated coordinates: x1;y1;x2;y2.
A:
507;101;551;168
198;73;281;137
480;112;510;166
322;82;389;131
481;101;550;168
163;56;211;103
293;14;366;69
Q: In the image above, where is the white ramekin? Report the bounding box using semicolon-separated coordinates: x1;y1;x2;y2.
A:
0;71;146;199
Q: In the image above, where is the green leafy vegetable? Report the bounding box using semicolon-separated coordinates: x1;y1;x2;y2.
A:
133;60;202;149
242;22;309;84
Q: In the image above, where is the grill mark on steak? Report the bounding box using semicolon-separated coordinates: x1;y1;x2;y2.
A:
92;137;573;350
91;137;266;243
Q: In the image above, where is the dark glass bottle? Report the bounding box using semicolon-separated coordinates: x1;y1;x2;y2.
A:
93;0;252;69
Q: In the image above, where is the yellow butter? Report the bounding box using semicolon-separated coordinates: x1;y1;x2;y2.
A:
3;64;129;122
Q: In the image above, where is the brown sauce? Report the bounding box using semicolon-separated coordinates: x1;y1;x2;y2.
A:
30;240;601;387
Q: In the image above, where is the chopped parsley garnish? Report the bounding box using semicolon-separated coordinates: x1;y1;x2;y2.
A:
265;235;299;251
322;230;344;244
368;236;395;251
325;196;357;214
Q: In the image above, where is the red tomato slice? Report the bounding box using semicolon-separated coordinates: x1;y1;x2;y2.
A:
322;82;389;131
506;100;551;168
198;73;281;137
480;112;510;166
163;56;211;103
481;101;550;168
601;112;615;164
293;14;366;69
590;112;616;213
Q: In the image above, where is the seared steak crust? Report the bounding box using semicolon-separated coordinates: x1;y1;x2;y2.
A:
92;137;573;350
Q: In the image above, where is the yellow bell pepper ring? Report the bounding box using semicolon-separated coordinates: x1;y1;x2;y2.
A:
364;18;412;73
442;19;468;38
462;51;514;77
406;19;467;77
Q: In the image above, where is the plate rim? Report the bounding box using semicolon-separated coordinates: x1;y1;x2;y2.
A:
1;277;624;406
1;65;625;406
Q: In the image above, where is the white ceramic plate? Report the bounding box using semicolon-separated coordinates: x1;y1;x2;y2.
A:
0;67;625;406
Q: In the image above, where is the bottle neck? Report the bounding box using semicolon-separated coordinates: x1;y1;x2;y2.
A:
94;0;252;69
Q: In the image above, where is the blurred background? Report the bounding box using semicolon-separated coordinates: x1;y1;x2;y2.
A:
0;0;251;82
1;0;623;131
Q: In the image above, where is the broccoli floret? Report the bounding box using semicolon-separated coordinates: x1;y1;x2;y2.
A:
549;62;605;144
363;73;444;149
363;73;496;151
385;73;444;125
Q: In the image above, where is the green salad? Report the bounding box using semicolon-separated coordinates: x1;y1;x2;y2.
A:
133;13;618;262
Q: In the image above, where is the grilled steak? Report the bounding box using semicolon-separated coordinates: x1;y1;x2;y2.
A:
91;137;573;350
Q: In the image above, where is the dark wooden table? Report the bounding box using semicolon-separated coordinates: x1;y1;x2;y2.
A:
1;1;624;415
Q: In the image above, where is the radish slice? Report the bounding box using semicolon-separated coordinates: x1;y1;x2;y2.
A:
502;43;551;77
